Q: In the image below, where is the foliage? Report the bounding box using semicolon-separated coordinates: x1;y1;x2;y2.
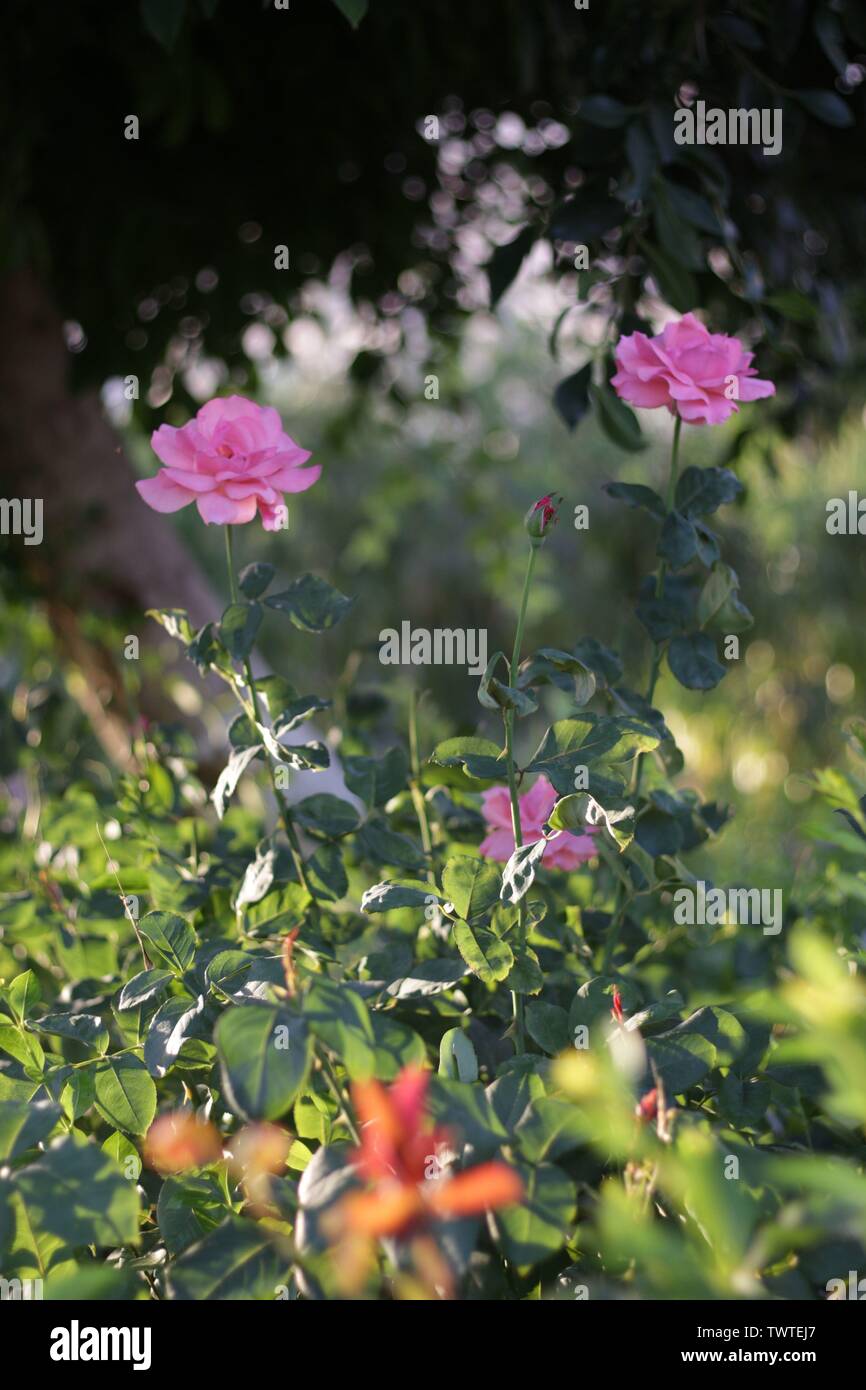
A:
2;396;866;1300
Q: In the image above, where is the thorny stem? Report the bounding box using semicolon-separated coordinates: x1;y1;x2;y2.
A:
223;525;317;908
504;545;537;1054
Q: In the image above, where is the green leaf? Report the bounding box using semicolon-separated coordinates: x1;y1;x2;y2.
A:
219;602;262;662
579;94;631;127
794;89;854;127
292;794;360;838
500;839;547;905
453;921;514;985
429;736;506;782
32;1013;109;1053
144;995;206;1078
238;561;276;599
265;574;355;633
360;878;444;914
667;633;726;691
385;958;467;999
515;1096;586;1163
663;182;722;235
589;382;646;452
215;1004;312;1121
653;181;704;270
426;1077;509;1156
553;364;593;431
15;1137;141;1248
307;843;349;903
549;191;625;241
442;856;501;921
332;0;368;29
370;1014;426;1081
8;970;41;1023
518;648;596;706
117;968;174;1012
487;225;537;307
675;465;743;517
647;1006;747;1095
0;1023;44;1073
658;510;703;571
138;910;197;973
527;716;657;793
302;979;376;1080
169;1216;288;1299
343;746;408;805
624;120;657;200
764;289;818;324
549;792;634;851
245;883;311;936
477;651;538;716
603;481;665;519
697;562;737;627
438;1028;479;1083
525;1002;572;1055
356;818;425;871
93;1055;157;1135
643;242;698;313
157;1172;227;1258
493;1161;576;1266
0;1099;62;1160
146;606;194;643
141;0;186;51
101;1131;142;1180
504;946;544;996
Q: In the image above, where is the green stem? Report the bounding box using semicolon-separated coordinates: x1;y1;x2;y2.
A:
224;525;239;603
318;1050;361;1144
503;545;537;1054
223;525;316;906
600;889;629;974
409;688;435;868
632;416;682;796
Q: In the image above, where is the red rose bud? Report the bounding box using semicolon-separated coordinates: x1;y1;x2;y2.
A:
611;986;624;1024
524;493;562;546
636;1088;659;1123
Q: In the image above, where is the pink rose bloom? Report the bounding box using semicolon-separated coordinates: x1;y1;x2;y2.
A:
611;312;775;426
136;395;320;528
479;775;599;871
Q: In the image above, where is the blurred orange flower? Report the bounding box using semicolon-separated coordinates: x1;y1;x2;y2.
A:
143;1111;222;1174
339;1066;523;1240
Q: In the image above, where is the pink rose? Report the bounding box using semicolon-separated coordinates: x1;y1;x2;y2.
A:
611;312;775;426
479;775;599;871
136;395;320;528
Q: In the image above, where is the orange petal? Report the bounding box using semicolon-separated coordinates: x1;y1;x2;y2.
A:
389;1065;431;1135
425;1163;524;1219
352;1078;403;1178
342;1184;426;1238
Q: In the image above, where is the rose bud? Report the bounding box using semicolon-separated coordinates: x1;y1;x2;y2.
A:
143;1111;223;1173
635;1088;659;1123
524;493;562;546
611;986;624;1025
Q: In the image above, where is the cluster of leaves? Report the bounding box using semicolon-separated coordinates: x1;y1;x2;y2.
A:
2;430;866;1299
